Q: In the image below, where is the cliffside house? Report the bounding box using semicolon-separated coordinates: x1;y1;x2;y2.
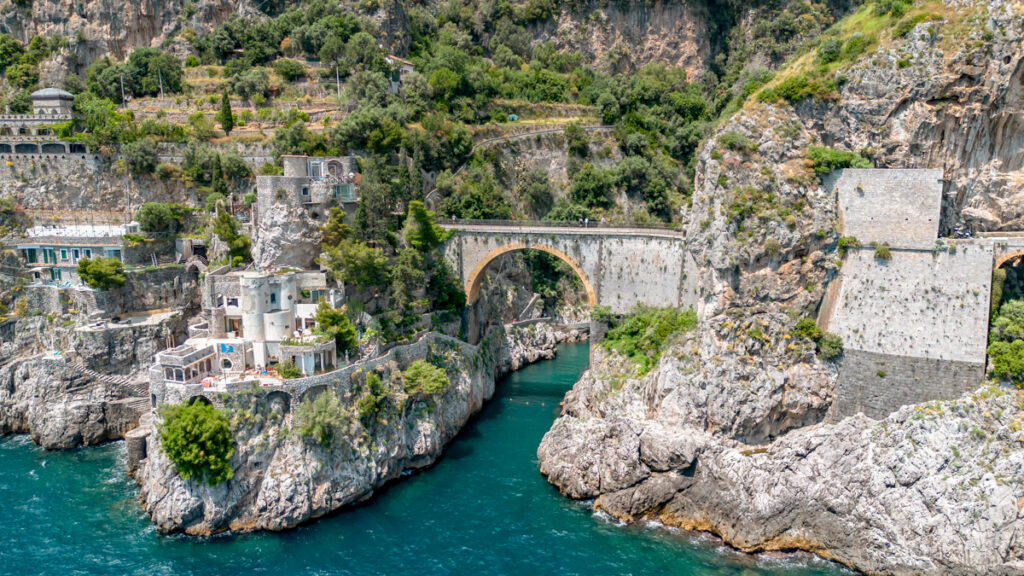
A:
152;268;344;392
0;87;85;156
385;55;415;94
255;154;359;221
14;222;139;285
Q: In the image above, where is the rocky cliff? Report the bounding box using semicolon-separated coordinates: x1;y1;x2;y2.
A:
539;348;1024;575
0;0;248;69
136;324;582;534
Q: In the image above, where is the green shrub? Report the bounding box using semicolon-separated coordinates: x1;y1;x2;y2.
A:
403;359;449;395
816;37;842;64
295;389;348;446
837;235;861;256
273;58;307;82
807;146;873;175
873;243;892;261
601;306;697;376
842;33;873;60
793;317;823;341
758;74;836;103
987;339;1024;381
158;401;234;485
277;360;302;379
77;257;126;290
764;238;781;257
357;372;390;423
817;332;843;360
719;130;755;153
991;268;1007;320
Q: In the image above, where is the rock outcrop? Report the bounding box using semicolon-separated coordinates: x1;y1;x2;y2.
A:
0;356;147;448
539;351;1024;574
135;325;578;534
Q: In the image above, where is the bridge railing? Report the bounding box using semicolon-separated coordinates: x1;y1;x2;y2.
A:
440;218;685;232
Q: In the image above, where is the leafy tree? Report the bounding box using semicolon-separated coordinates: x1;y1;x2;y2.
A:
122;137;159;173
321;208;353;247
216;91;234;135
187;111;217;141
987;339;1024;381
323;238;389;287
231;68;270;100
77;257;127;290
158;401;235;485
816;332;843;360
272;58;307;82
426;259;465;311
5;89;31;114
564;121;589;157
135;202;189;234
520;169;553;217
314;301;358;353
0;34;24;75
126;48;183;97
295;389;348;445
991;300;1024;343
403;359;449;395
389;248;426;321
6;61;38;89
439;173;511;219
357;371;391;423
569;163;614;209
212;205;252;265
544;198;588;222
403;200;445;252
793;317;823;341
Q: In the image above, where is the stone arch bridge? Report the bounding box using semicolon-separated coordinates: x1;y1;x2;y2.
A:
440;222;699;314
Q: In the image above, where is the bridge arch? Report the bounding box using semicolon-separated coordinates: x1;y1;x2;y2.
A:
464;242;597;307
996;250;1024;269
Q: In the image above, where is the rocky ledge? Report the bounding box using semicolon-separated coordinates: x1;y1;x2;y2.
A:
538;348;1024;575
136;324;582;534
0;356;148;449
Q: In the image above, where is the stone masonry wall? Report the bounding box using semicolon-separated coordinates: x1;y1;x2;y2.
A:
827;246;992;364
831;168;943;250
830;349;984;420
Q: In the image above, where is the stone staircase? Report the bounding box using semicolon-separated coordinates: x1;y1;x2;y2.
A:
65;361;149;402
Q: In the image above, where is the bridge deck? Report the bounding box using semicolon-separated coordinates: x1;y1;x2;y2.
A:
440;222;686;239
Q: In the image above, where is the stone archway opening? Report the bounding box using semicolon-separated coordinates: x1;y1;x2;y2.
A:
465;243;597;309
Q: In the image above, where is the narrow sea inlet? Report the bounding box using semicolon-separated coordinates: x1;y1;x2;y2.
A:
0;342;848;576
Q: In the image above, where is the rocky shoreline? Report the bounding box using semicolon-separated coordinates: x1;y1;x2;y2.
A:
538;348;1024;575
133;322;585;535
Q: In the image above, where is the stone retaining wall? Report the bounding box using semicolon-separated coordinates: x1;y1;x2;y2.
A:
829;349;984;420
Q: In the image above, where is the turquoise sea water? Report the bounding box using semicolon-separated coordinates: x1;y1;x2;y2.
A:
0;342;849;576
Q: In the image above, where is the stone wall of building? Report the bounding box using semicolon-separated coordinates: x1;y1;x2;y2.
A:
830;168;943;250
829;349;984;420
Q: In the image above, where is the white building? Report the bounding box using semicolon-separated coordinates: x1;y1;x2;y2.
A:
153;268;345;393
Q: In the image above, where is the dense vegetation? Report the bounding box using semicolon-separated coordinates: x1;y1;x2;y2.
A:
988;299;1024;384
77;257;127;290
403;359;450;396
295;389;349;445
793;317;843;360
599;306;697;376
158;401;235;485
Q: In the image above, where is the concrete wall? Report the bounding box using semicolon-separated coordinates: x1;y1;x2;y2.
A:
829;349;984;420
831;168;943;250
445;230;696;314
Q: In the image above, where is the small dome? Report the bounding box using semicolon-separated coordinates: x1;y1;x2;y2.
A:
31;87;74;100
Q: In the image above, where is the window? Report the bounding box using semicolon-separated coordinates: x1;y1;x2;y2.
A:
301;186;309;197
221;358;233;370
60;249;67;260
23;248;36;263
308;161;322;179
226;297;238;307
72;249;79;261
83;249;92;258
270;293;277;304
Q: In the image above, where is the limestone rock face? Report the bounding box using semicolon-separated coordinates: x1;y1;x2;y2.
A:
252;194;322;270
0;357;145;449
540;370;1024;574
0;0;247;66
136;327;571;534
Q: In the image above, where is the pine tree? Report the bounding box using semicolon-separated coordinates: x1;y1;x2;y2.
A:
216;90;234;135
